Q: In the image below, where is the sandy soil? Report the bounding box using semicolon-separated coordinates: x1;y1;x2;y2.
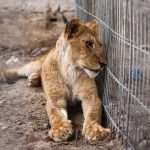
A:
0;33;123;150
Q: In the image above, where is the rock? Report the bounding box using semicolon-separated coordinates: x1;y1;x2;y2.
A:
0;122;9;130
0;100;5;106
6;56;19;65
43;123;49;130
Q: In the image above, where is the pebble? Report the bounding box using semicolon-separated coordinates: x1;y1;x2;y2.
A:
0;100;5;105
6;56;19;65
0;122;9;130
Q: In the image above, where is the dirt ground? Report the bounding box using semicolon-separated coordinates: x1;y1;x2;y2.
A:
0;25;123;150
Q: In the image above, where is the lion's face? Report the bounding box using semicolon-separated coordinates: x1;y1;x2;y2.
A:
62;19;107;78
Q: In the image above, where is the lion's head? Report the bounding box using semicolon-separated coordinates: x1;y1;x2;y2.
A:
57;19;107;79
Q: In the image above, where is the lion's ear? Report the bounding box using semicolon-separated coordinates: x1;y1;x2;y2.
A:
85;20;97;35
64;19;80;39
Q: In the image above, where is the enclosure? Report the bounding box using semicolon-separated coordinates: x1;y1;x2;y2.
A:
0;0;150;150
0;0;121;150
76;0;150;149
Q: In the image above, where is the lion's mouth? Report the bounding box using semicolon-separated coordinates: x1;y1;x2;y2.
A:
83;66;100;73
83;66;100;78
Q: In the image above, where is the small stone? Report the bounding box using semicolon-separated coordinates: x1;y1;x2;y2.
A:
0;100;5;105
0;123;9;130
43;123;49;129
6;56;19;65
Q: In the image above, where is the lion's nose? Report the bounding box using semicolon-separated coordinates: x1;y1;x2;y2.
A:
99;61;106;70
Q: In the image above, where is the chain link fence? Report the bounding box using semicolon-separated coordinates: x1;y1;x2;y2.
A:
75;0;150;149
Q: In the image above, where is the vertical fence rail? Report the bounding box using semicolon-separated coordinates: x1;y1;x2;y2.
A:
76;0;150;149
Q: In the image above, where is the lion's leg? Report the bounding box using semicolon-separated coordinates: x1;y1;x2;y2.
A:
46;99;73;142
27;72;41;87
18;61;42;86
0;61;41;85
73;75;111;141
18;54;47;86
41;61;73;142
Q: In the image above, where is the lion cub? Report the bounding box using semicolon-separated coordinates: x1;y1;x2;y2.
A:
0;19;110;142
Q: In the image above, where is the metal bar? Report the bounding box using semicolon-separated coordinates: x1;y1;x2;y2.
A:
75;0;150;149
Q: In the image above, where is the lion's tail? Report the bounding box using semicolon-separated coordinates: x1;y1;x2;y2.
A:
0;53;48;84
0;68;24;84
0;61;38;84
0;64;31;84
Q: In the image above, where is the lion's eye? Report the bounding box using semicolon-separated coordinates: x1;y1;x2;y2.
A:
85;40;94;48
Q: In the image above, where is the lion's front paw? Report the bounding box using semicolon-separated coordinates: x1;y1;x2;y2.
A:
49;120;73;142
28;73;40;87
82;121;111;141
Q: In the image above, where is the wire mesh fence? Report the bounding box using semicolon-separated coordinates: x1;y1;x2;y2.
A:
75;0;150;149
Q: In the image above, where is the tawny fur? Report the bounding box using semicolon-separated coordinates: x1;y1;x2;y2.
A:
0;19;110;142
